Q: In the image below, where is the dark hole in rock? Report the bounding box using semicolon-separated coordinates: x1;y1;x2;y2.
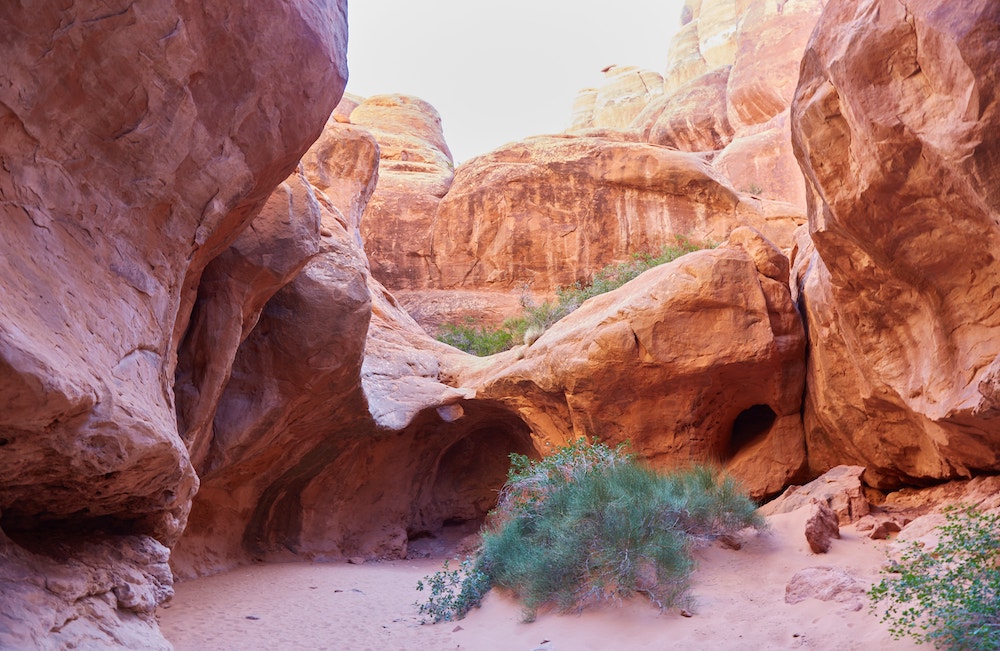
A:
407;401;537;557
728;404;777;459
1;511;142;560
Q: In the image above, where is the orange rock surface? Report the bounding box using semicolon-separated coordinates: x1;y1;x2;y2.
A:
791;0;1000;487
5;0;1000;647
448;228;808;500
352;94;455;289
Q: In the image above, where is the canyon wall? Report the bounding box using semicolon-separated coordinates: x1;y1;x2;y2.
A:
3;0;1000;646
0;1;348;647
790;0;1000;487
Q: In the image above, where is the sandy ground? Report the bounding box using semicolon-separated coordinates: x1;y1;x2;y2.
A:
158;510;921;651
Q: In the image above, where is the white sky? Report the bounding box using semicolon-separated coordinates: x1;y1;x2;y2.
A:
346;1;688;163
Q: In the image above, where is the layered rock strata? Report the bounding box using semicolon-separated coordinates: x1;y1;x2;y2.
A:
432;136;793;293
352;94;455;290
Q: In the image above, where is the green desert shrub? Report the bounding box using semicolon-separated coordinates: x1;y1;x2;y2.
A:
434;317;529;357
416;439;762;623
415;557;491;623
435;236;710;356
869;505;1000;650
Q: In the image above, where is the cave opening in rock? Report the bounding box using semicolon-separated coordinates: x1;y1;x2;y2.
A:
407;401;536;554
727;403;777;459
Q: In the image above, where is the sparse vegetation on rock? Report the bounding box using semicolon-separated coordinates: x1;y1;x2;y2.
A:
416;439;763;622
869;506;1000;650
435;236;710;356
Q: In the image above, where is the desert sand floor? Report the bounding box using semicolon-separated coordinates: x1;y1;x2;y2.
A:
159;510;922;651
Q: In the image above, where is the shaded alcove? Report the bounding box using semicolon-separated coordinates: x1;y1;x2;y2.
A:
727;403;777;459
407;400;536;550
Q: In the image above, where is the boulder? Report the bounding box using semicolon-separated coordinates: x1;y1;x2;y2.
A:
791;0;1000;487
804;500;840;553
784;567;867;611
759;465;870;524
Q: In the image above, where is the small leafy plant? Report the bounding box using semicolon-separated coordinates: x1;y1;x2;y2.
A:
415;557;491;623
869;505;1000;650
435;236;710;356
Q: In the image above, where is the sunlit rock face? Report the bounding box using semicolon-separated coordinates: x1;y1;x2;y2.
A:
432;135;806;295
448;228;808;500
791;0;1000;488
0;0;347;647
352;94;455;290
432;135;740;292
569;65;666;131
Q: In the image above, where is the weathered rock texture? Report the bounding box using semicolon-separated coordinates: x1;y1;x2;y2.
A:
641;66;734;152
432;136;794;293
570;65;665;131
784;567;866;611
352;94;455;290
760;465;870;525
804;500;840;553
353;2;830;314
449;228;808;499
0;531;174;650
0;0;347;646
791;0;1000;488
169;118;536;577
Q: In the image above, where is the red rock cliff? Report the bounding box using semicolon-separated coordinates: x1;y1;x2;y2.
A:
791;0;1000;487
0;1;347;647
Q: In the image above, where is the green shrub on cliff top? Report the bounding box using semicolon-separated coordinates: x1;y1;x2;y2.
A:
435;236;710;356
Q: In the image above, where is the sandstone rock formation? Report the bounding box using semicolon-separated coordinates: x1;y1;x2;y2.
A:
0;0;348;646
449;227;808;499
641;66;734;152
784;567;867;611
170;116;536;577
6;0;1000;645
352;94;455;290
432;135;796;293
0;531;174;650
760;465;870;524
570;65;665;131
791;0;1000;488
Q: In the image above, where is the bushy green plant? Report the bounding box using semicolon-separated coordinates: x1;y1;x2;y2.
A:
415;557;491;623
553;235;707;313
435;317;528;356
480;439;761;621
436;236;710;356
869;505;1000;650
